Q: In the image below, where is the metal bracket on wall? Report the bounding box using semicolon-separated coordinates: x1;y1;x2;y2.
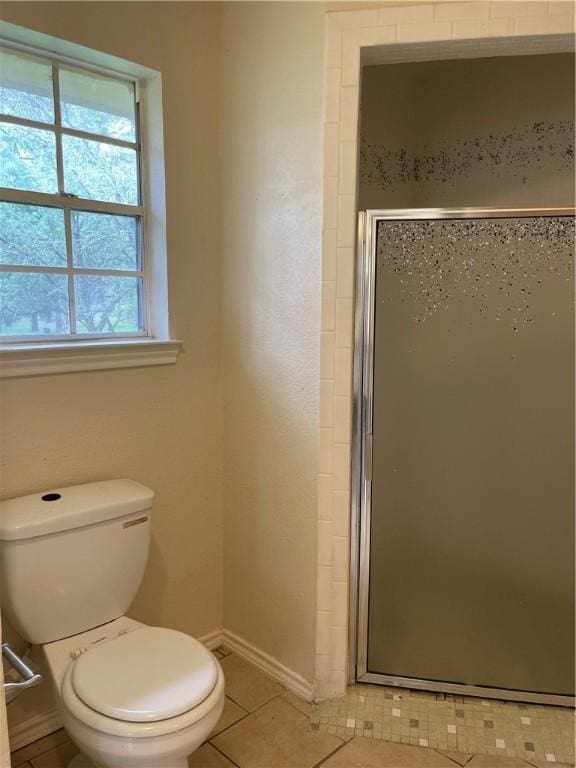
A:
2;643;42;693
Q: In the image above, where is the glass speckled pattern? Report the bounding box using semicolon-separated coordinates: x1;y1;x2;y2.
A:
311;685;575;765
375;216;574;329
366;214;575;698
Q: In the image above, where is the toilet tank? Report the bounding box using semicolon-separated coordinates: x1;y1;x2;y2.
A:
0;480;153;645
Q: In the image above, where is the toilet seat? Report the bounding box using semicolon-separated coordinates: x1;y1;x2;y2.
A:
71;627;218;722
60;628;225;739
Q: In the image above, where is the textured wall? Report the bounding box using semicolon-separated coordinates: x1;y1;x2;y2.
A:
1;2;326;729
219;2;325;682
360;54;575;209
0;1;223;729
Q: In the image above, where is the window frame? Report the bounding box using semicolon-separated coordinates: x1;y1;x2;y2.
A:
0;42;152;344
0;23;179;378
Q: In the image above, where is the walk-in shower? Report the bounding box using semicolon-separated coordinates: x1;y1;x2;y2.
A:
352;207;575;706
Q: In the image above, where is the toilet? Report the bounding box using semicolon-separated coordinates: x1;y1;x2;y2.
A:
0;479;225;768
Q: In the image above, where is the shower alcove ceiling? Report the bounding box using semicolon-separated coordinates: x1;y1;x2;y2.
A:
315;2;575;701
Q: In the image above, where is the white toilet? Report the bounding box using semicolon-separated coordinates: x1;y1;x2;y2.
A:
0;479;225;768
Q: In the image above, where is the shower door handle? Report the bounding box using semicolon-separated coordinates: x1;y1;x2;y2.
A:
365;433;373;481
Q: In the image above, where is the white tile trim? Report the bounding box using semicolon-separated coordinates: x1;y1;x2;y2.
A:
316;0;575;700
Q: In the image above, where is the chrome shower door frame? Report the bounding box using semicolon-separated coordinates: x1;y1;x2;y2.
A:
351;206;576;708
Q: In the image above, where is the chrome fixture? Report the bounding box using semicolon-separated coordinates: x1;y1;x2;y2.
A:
2;642;42;692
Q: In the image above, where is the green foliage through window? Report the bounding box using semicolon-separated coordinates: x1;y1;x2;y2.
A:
0;46;143;339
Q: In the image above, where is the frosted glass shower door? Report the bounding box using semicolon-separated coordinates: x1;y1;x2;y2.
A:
359;211;575;701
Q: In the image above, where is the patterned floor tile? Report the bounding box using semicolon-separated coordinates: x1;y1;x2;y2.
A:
312;686;575;765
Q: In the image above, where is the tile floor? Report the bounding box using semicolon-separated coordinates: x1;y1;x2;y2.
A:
312;685;575;766
9;648;576;768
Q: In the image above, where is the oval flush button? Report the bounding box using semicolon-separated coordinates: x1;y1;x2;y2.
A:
41;493;61;501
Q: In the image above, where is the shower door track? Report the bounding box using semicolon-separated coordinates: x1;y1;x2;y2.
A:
350;206;576;708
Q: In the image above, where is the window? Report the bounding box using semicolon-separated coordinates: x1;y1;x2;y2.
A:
0;45;147;342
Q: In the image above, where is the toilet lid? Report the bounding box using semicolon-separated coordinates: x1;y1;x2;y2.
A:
71;627;218;722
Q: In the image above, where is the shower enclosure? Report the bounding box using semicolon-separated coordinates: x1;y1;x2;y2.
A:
352;208;575;706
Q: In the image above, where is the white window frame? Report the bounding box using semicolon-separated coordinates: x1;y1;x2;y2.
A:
0;22;181;377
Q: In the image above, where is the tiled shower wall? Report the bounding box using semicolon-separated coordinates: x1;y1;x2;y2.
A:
315;0;575;700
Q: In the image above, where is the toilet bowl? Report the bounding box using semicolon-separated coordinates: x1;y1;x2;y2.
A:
0;480;224;768
42;617;225;768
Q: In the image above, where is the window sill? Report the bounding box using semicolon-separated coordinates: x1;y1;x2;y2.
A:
0;338;182;379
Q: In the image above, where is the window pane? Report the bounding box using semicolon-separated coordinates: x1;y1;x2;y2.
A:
0;272;69;336
71;211;139;270
62;134;138;204
75;275;141;334
60;67;135;142
0;48;54;124
0;202;66;267
0;122;58;193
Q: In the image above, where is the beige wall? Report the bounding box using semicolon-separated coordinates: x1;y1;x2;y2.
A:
1;1;326;734
0;1;223;729
360;53;575;209
219;1;325;682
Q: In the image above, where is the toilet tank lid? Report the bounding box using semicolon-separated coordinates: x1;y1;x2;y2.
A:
0;480;154;541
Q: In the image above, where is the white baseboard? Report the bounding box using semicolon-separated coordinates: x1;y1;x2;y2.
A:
8;707;63;752
198;627;223;651
222;629;315;702
8;626;314;752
